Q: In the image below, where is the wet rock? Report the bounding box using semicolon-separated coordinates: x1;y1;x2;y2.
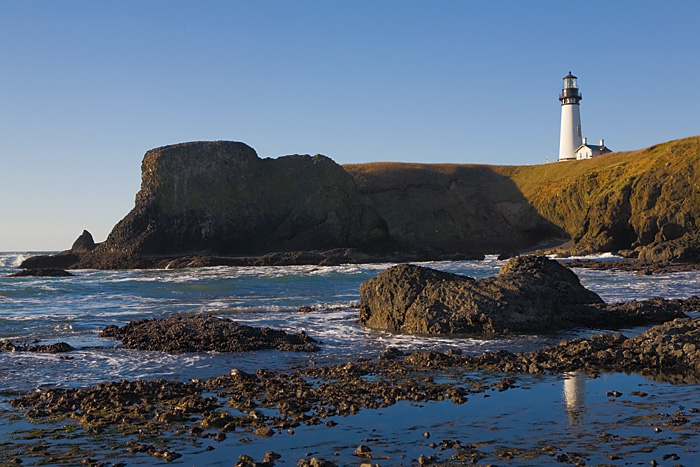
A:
297;458;338;467
361;256;692;335
8;268;74;277
468;317;700;378
255;427;275;437
360;256;605;334
354;444;372;457
99;315;319;353
18;252;81;270
0;341;74;353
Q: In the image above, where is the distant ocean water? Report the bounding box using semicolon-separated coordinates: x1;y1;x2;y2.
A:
2;252;700;465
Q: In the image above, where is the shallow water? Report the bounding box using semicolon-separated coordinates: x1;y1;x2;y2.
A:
1;252;700;465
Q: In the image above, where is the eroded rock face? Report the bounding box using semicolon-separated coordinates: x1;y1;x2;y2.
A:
99;315;319;353
359;256;687;335
76;142;392;268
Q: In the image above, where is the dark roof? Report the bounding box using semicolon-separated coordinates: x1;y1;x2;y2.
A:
564;71;577;79
576;143;612;152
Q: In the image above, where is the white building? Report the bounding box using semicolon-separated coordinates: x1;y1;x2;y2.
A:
575;138;612;160
558;72;583;161
558;72;611;161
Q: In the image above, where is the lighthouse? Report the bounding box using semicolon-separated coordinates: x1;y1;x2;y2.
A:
558;72;583;161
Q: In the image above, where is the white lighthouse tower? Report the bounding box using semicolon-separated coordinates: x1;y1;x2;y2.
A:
558;72;583;161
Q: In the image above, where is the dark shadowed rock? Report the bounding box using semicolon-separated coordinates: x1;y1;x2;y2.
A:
1;341;74;353
359;256;687;335
19;252;80;270
8;268;74;277
99;315;319;353
71;229;96;252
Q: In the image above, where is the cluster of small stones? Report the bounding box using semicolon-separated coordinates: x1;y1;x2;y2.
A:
8;317;700;464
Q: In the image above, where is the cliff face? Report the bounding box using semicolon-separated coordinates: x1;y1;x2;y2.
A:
77;136;700;268
343;163;565;253
499;136;700;261
85;141;392;262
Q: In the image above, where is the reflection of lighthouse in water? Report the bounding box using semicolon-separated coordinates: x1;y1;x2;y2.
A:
563;372;585;424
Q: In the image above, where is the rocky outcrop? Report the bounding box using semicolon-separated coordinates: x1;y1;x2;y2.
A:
18;230;96;270
18;252;80;270
8;268;74;277
471;317;700;379
22;136;700;269
502;136;700;261
75;142;393;268
359;256;690;334
99;315;319;352
0;341;75;353
70;229;96;252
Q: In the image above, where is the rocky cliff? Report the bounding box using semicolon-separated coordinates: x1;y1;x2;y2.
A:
77;141;393;268
498;136;700;261
346;135;700;262
343;163;564;253
33;135;700;269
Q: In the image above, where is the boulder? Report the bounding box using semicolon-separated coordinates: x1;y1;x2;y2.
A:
359;256;605;334
359;255;690;335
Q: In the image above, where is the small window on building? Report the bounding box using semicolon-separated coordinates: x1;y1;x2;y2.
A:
577;126;581;137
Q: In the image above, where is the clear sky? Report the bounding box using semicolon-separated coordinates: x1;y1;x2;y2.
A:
1;1;698;251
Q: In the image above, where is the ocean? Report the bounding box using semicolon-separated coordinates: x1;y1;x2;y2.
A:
1;252;700;465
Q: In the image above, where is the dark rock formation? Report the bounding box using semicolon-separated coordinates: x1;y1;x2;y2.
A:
99;315;319;352
18;230;96;270
344;163;566;254
70;229;96;252
156;248;484;269
8;268;74;277
0;341;74;353
470;317;700;379
75;142;393;268
18;252;80;270
359;256;689;335
22;136;700;269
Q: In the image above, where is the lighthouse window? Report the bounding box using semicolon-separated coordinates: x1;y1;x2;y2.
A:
577;126;581;137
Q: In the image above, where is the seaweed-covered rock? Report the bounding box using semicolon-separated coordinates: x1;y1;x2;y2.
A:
0;341;74;353
470;316;700;378
100;315;319;352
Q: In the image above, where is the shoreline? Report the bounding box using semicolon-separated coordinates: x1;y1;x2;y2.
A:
3;343;700;466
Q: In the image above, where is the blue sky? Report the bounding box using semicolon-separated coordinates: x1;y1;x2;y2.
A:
1;1;698;251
